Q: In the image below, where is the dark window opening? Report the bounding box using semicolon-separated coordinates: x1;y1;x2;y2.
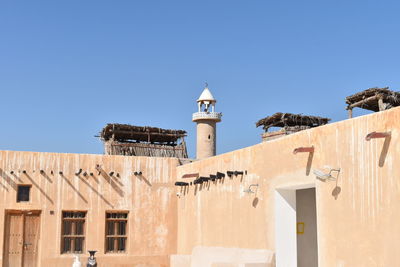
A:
105;212;128;253
61;211;86;254
208;135;211;139
17;185;31;202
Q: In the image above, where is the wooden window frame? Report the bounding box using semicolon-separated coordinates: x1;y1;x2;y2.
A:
105;211;128;253
60;211;87;254
16;184;32;203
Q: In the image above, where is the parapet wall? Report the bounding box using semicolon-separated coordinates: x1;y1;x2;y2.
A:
0;152;179;267
176;107;400;266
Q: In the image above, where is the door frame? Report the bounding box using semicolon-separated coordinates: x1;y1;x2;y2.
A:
274;183;316;267
3;210;41;267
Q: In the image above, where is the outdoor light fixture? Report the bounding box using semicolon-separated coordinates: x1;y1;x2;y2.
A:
293;146;314;154
193;178;203;185
199;176;210;182
243;184;259;194
227;171;244;177
174;181;189;186
365;131;390;141
134;171;142;176
216;172;225;179
313;168;340;181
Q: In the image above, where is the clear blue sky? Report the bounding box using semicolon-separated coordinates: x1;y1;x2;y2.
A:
1;1;399;158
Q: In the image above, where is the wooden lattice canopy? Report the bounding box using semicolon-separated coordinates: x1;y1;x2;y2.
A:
346;87;400;117
256;112;330;131
100;123;187;144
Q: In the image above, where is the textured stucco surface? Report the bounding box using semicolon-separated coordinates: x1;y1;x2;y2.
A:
1;106;400;266
0;152;178;267
196;120;217;159
176;107;400;266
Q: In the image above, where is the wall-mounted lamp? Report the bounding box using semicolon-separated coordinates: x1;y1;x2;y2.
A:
227;171;244;177
293;146;314;154
174;181;189;186
313;168;340;181
216;172;225;179
244;184;259;194
193;178;203;185
365;131;390;141
134;171;142;176
199;176;210;182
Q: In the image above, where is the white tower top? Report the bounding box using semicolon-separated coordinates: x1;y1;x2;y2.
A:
197;86;216;102
193;84;222;121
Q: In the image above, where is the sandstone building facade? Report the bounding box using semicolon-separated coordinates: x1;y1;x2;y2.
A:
1;86;399;267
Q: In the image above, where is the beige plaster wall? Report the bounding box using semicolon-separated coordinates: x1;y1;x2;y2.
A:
176;107;400;266
0;152;179;267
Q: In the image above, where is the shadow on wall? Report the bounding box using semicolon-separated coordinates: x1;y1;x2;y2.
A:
24;173;54;204
76;175;114;208
61;174;88;204
97;167;124;197
331;171;342;200
137;175;152;187
306;151;314;176
0;168;17;191
379;134;391;167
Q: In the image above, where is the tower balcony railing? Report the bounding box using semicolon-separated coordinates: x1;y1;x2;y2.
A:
192;112;222;121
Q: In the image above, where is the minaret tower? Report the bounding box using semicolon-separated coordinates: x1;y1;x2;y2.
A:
192;84;222;159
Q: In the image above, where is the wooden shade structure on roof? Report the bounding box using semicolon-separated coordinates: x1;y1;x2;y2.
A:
256;112;330;142
256;112;330;131
99;124;188;158
346;87;400;118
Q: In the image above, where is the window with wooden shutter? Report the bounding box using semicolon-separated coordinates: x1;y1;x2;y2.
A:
61;211;86;254
105;212;128;253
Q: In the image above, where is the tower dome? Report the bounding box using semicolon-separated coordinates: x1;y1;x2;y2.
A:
197;87;216;102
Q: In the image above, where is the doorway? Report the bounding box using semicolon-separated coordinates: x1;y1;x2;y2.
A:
275;185;318;267
3;210;41;267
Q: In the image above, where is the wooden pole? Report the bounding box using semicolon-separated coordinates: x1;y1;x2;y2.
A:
347;108;353;119
378;97;385;111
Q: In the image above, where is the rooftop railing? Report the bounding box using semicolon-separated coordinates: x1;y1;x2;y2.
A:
192;112;222;121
